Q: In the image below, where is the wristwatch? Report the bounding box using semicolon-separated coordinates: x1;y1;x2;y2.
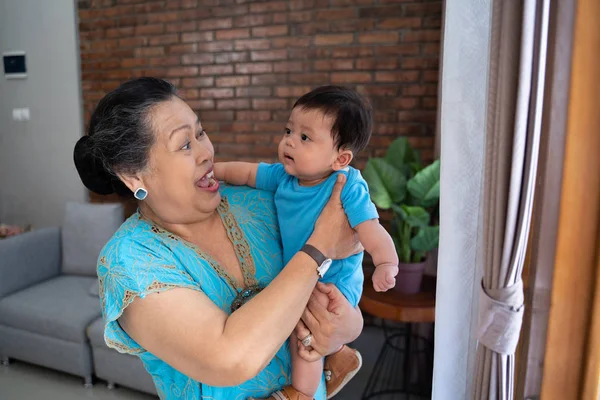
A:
300;244;332;278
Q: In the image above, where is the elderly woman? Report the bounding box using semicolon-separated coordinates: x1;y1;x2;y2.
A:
73;78;364;400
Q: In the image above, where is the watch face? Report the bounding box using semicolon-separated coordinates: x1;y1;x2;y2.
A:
318;259;333;278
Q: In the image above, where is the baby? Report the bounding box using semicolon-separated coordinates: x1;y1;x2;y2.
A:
215;86;398;399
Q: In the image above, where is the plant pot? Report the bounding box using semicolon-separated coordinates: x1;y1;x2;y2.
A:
394;261;426;294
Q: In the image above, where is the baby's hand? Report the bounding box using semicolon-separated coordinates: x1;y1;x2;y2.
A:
372;264;398;292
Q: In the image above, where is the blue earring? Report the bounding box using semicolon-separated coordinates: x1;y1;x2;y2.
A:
134;188;148;200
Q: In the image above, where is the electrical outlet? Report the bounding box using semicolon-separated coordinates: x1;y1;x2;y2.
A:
11;108;30;121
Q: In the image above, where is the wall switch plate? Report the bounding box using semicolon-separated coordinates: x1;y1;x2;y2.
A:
12;108;30;121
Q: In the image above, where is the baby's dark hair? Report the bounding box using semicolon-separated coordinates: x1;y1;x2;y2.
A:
293;85;372;154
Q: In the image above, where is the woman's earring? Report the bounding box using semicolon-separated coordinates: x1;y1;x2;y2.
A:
134;188;148;200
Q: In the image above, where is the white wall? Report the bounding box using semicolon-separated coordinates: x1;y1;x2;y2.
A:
0;0;86;228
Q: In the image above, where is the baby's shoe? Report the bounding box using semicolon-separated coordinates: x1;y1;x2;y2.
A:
324;345;363;399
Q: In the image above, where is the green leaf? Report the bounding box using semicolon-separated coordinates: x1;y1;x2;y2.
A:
364;158;407;204
385;137;422;177
363;159;393;209
393;205;430;228
407;160;440;207
410;226;440;252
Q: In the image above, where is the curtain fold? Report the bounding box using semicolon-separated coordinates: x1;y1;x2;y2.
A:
472;0;549;399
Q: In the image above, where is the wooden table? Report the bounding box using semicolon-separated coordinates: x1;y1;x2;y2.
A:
359;275;436;399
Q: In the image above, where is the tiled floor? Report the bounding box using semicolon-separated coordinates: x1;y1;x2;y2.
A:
0;326;392;400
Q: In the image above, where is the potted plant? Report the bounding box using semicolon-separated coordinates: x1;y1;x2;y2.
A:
362;137;440;294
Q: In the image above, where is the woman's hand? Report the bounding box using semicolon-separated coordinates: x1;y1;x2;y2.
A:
307;174;363;260
294;282;364;362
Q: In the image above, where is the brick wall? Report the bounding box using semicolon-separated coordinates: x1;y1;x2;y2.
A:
78;0;441;177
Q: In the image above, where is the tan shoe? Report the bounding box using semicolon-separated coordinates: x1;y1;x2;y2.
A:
249;385;314;400
324;345;363;399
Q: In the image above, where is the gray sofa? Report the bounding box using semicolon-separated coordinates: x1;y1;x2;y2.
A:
0;202;156;396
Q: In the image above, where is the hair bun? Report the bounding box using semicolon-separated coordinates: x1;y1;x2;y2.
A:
73;136;116;195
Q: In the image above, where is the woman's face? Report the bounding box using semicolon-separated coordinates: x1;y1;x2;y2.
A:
138;96;220;224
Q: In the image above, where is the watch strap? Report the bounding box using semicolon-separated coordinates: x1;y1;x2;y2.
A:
300;244;327;266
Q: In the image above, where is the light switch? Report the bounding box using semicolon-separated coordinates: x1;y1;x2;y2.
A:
21;108;29;120
12;108;20;121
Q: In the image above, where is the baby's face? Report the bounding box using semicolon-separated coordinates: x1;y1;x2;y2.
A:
278;107;341;184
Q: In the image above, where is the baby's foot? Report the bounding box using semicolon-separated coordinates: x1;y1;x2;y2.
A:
324;345;363;399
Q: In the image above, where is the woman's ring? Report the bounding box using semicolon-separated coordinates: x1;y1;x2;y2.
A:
301;334;313;347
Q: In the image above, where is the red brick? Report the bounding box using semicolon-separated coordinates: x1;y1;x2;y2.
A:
378;17;421;29
237;111;272;121
201;111;235;121
401;58;439;69
181;0;198;8
147;11;180;23
209;133;236;144
251;49;287;61
235;63;273;74
216;28;251;40
212;5;249;17
105;27;135;39
150;56;181;66
252;25;289;37
201;88;235;98
135;24;164;35
201;65;234;75
358;32;399;44
289;73;329;84
423;70;439;82
121;58;148;68
404;3;442;16
375;71;420;83
422;97;438;110
134;47;165;57
318;9;356;20
234;14;273;28
292;22;330;36
215;52;249;64
249;1;287;13
314;34;354;46
289;0;318;10
356;58;398;70
273;12;289;24
252;74;284;85
402;84;438;96
118;37;147;47
403;30;441;42
236;87;272;97
273;61;309;73
376;44;420;56
167;67;198;77
288;11;313;23
271;37;312;48
199;18;233;30
234;39;271;50
423;16;442;28
182;32;214;43
182;77;215;87
254;122;284;132
331;0;373;5
398;111;437;124
134;2;164;14
103;5;135;17
188;99;216;110
168;43;198;54
314;60;354;71
252;99;288;110
331;46;374;58
359;5;402;18
217;99;250;109
91;39;119;51
275;86;312;97
391;98;420;110
288;48;331;59
423;43;441;55
235;134;275;144
182;54;215;65
331;72;372;84
216;75;251;87
329;19;375;32
355;85;399;97
149;34;180;46
198;42;234;52
166;21;197;33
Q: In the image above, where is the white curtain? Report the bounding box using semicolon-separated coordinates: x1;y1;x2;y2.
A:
434;0;549;399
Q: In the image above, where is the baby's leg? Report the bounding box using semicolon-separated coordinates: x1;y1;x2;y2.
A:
291;336;323;398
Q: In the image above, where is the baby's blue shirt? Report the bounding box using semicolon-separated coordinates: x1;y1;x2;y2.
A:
256;163;378;306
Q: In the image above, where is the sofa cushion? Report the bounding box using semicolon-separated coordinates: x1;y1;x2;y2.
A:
62;202;123;276
87;316;107;348
0;276;101;343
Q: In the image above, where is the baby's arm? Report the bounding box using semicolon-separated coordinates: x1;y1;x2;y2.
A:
213;162;259;187
355;220;399;292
